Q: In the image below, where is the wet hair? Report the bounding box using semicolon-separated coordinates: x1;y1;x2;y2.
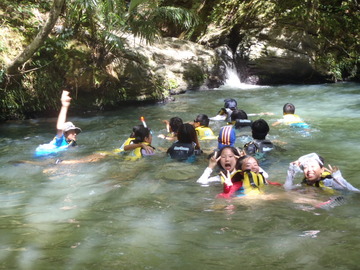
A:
132;126;151;143
216;146;242;171
283;103;295;114
177;123;200;149
194;114;210;127
251;119;269;140
169;117;183;133
237;155;259;171
231;109;248;121
129;124;144;138
224;98;237;110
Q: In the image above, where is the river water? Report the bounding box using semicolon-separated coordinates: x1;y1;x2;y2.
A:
1;83;360;269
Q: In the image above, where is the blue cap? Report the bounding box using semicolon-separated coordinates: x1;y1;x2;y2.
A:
218;126;236;149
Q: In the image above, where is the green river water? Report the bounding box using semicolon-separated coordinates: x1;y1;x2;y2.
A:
1;82;360;269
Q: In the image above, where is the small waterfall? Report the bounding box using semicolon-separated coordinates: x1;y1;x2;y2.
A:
217;45;259;89
223;64;242;88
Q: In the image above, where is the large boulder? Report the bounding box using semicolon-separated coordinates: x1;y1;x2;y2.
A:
237;26;333;85
62;36;226;108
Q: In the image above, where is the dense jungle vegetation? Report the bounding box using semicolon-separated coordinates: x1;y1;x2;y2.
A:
0;0;359;121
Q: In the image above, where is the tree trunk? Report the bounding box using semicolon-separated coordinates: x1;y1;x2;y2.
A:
5;0;66;75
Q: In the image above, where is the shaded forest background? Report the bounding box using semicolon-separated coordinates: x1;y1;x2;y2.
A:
0;0;359;121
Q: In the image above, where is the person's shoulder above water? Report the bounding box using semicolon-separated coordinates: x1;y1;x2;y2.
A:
284;152;360;192
193;114;217;140
35;90;81;157
272;103;309;128
167;123;202;162
210;98;238;121
244;119;274;154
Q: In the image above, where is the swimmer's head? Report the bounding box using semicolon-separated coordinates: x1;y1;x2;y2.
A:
283;103;295;114
251;119;269;140
231;109;248;122
177;123;198;145
194;114;209;127
237;155;260;173
133;126;152;143
224;98;237;110
169;117;183;133
217;146;241;172
298;153;325;181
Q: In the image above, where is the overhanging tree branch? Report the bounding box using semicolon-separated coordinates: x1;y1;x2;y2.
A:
5;0;65;75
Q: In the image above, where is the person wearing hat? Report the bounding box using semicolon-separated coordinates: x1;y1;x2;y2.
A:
35;90;81;157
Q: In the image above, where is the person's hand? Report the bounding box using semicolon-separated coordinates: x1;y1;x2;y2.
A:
61;90;71;107
141;143;154;154
325;164;339;174
220;170;233;186
158;134;166;139
236;147;246;157
208;151;221;169
291;160;301;167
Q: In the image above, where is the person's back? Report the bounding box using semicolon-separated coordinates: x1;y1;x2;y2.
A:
193;114;217;140
167;123;201;161
273;103;309;128
230;109;252;130
244;119;274;154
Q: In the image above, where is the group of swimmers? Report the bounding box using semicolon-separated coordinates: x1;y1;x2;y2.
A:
35;90;360;206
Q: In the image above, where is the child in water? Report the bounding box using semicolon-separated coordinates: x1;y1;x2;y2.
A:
158;117;183;141
210;98;238;122
284;153;359;192
243;119;274;155
216;109;250;150
217;154;269;198
192;114;217;140
124;126;155;160
118;124;154;155
35;90;82;157
197;146;269;187
272;103;309;128
167;123;202;162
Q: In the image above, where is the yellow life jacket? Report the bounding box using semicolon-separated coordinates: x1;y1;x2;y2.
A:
124;142;153;161
115;137;135;153
283;114;303;124
195;126;217;140
301;171;335;194
220;170;267;196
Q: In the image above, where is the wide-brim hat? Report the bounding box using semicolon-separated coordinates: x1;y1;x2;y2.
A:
62;121;82;134
218;125;236;149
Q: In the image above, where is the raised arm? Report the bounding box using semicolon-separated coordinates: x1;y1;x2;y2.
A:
284;161;301;190
56;90;71;137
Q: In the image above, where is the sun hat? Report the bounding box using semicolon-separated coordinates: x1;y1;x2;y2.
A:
62;122;82;134
218;125;236;149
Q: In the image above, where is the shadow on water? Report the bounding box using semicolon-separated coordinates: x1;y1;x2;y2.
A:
1;83;360;269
